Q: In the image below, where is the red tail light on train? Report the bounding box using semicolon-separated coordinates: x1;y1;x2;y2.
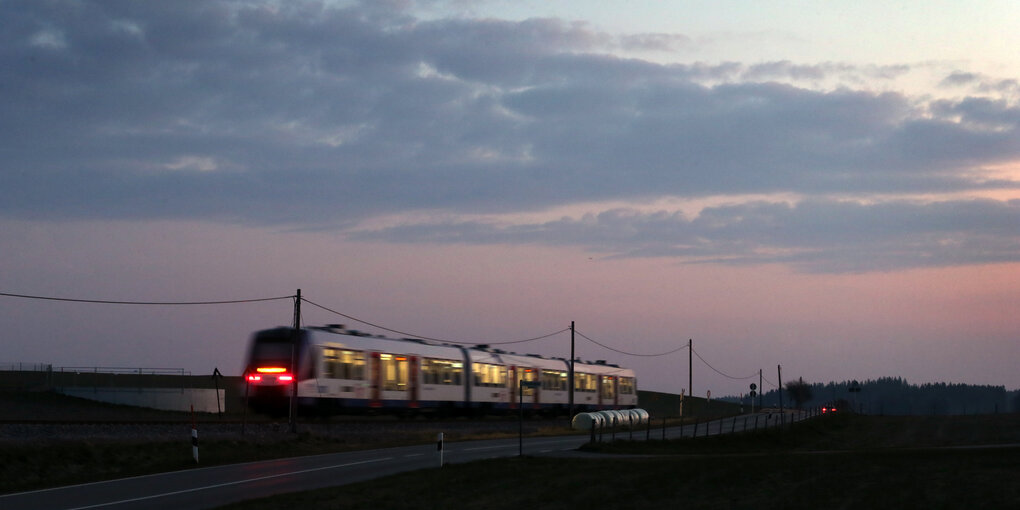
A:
247;367;293;383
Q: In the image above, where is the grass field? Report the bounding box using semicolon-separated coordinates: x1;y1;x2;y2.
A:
214;413;1020;510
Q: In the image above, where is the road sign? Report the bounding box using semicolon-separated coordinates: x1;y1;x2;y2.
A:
750;383;757;391
750;390;756;397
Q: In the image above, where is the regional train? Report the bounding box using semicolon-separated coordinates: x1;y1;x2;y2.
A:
243;325;638;416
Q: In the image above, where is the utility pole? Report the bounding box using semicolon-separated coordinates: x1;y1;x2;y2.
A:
759;368;763;410
289;289;301;433
688;338;693;419
777;364;783;416
568;321;575;421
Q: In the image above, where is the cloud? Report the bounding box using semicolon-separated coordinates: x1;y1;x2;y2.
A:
1;0;1018;272
350;198;1020;273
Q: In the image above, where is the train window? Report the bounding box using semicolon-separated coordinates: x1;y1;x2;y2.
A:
473;363;506;387
380;353;408;391
323;348;365;380
541;370;567;391
600;375;615;399
618;376;636;395
574;373;597;392
251;342;293;361
423;358;463;385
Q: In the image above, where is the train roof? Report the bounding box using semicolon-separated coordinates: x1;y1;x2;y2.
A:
256;325;633;375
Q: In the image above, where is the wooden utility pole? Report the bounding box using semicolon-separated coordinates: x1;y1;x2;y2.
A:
688;338;693;419
568;321;575;420
777;364;784;416
289;289;301;433
759;368;763;410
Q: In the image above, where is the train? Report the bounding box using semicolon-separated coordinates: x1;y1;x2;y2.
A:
243;325;638;416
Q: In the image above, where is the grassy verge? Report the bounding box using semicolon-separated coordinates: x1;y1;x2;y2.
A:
0;423;577;494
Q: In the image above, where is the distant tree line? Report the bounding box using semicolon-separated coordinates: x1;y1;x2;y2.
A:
727;377;1017;415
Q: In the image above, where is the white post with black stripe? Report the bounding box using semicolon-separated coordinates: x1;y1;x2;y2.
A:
191;405;199;463
437;432;444;467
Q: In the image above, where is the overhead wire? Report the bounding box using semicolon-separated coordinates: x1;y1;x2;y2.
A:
0;290;295;306
691;347;759;380
573;328;689;357
301;298;568;346
3;289;786;387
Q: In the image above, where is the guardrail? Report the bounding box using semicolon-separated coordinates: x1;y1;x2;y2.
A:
55;367;192;376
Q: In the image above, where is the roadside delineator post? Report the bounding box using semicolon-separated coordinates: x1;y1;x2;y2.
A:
437;432;444;467
191;405;199;464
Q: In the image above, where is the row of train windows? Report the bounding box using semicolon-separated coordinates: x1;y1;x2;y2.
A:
323;350;463;388
322;348;635;394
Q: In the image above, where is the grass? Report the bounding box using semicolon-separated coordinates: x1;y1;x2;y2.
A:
214;413;1020;510
0;419;576;494
3;404;1019;508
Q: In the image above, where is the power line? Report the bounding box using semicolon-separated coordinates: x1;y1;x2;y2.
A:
301;298;568;346
691;347;758;380
574;329;689;357
0;290;295;306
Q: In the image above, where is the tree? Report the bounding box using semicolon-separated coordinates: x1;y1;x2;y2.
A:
785;377;813;409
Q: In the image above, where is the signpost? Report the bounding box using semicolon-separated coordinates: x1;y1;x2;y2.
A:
749;383;757;413
519;380;541;456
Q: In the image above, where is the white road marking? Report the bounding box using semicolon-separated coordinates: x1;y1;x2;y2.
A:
462;444;514;452
64;457;394;510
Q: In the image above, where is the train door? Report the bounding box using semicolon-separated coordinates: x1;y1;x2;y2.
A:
613;376;619;407
599;375;616;408
523;368;538;407
408;356;419;408
369;352;382;408
508;365;518;409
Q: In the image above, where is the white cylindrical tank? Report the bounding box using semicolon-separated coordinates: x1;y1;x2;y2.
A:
630;408;650;426
571;411;608;430
571;412;594;430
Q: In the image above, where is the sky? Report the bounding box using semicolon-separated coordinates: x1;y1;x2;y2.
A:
1;0;1018;397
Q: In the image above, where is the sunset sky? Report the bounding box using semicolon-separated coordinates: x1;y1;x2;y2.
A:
2;0;1018;397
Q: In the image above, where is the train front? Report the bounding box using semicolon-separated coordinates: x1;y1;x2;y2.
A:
244;327;305;416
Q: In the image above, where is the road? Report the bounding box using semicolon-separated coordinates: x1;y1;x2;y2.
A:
0;411;805;509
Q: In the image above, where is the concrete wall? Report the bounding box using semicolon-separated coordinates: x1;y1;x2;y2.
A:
56;387;227;414
1;369;245;413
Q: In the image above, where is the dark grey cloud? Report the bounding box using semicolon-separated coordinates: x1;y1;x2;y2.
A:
351;198;1020;273
940;71;1020;95
1;0;1018;271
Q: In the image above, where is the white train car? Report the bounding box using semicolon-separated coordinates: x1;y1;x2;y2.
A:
244;325;637;416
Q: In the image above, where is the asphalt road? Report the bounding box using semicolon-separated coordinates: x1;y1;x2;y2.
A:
0;412;803;509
